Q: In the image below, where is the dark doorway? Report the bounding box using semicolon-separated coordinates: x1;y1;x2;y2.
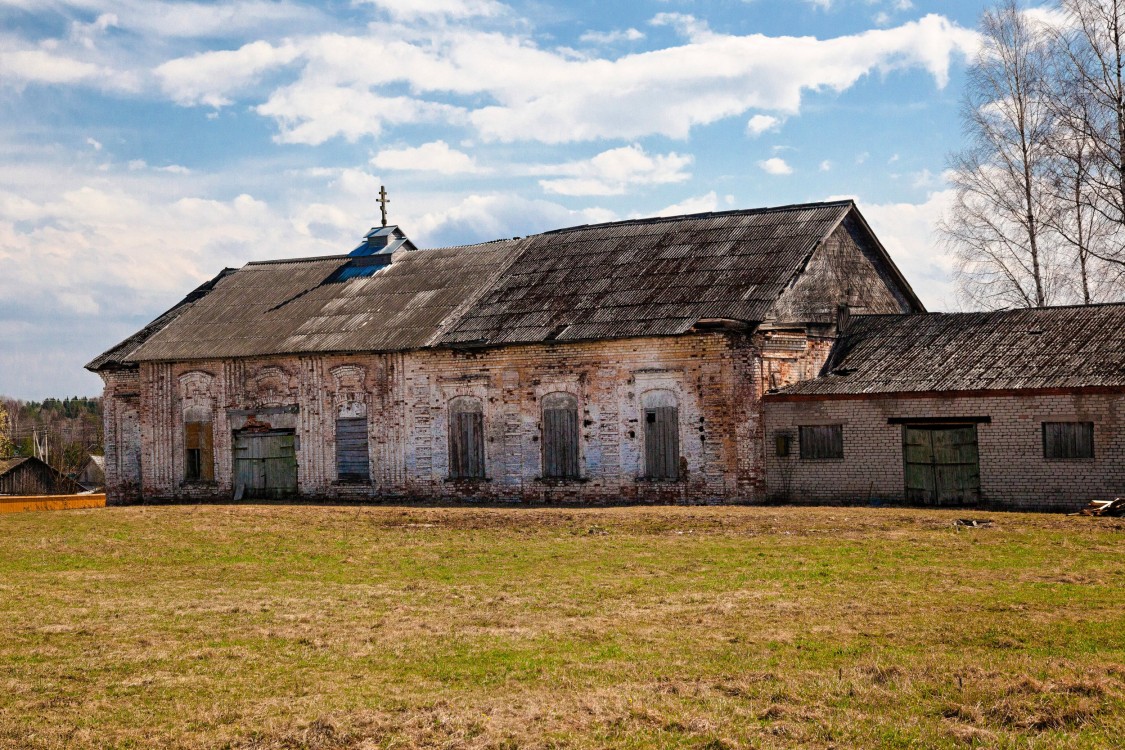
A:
233;429;298;499
903;425;981;505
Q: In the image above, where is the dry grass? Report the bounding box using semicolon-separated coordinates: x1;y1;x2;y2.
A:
1;504;1123;749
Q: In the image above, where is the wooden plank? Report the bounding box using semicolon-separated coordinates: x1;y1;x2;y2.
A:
543;407;580;479
902;426;980;505
335;418;370;480
644;406;679;480
451;411;485;479
0;494;106;514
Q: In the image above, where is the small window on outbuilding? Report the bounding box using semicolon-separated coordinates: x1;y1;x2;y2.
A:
542;392;580;479
799;425;843;460
449;397;486;479
335;417;370;481
184;421;214;481
1043;422;1094;460
775;433;792;457
642;390;680;480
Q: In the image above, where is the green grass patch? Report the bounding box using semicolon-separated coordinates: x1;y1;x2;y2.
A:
1;504;1123;748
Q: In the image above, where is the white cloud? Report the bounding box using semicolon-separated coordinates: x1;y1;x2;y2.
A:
355;0;505;20
156;40;301;107
153;13;976;145
38;0;323;39
0;48;120;88
258;84;467;145
653;191;721;217
580;28;645;45
412;193;614;246
649;13;713;42
85;137;102;151
819;160;833;171
371;140;483;174
758;157;794;176
861;189;957;311
747;114;782;137
534;144;692;196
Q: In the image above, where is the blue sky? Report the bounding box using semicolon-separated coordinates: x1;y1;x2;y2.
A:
0;0;996;399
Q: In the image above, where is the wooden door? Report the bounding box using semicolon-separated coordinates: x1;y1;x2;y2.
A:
233;430;298;499
450;411;485;479
644;406;680;480
903;426;980;505
543;406;580;479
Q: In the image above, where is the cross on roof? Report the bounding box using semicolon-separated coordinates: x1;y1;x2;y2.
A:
378;185;389;228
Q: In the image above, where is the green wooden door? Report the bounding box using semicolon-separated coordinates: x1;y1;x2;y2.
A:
233;430;297;499
903;426;980;505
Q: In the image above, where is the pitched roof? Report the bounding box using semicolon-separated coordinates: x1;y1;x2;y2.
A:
774;303;1125;398
439;202;858;345
0;457;30;475
88;200;908;367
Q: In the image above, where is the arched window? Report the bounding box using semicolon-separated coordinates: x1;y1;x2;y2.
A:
542;392;580;479
449;397;485;479
183;405;214;482
641;390;680;480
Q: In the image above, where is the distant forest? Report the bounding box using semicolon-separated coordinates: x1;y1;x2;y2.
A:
1;397;103;475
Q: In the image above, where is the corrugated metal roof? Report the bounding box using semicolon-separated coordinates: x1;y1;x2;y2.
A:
89;201;859;366
776;304;1125;397
438;203;853;346
122;240;524;362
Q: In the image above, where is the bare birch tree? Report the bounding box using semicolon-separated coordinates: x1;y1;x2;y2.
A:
1048;0;1125;298
942;1;1066;309
1043;56;1119;302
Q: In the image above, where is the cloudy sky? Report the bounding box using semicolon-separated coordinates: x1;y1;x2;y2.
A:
1;0;993;399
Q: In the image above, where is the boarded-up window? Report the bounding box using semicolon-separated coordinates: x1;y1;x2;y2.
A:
799;425;843;460
542;392;580;479
1043;422;1094;459
642;390;680;480
449;397;485;479
335;417;370;481
775;433;792;457
184;421;214;481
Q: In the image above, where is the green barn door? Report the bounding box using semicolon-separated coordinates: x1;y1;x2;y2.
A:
903;425;980;505
233;430;298;499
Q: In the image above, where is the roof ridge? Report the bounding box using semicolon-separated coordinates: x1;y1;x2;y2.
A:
537;199;855;238
245;254;351;267
852;301;1125;320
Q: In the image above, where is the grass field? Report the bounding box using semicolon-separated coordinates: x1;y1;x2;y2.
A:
1;504;1123;749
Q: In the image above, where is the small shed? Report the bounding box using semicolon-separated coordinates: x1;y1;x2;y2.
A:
0;457;85;496
75;455;106;491
763;304;1125;511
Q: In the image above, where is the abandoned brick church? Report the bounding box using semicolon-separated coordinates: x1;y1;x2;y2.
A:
87;200;1125;510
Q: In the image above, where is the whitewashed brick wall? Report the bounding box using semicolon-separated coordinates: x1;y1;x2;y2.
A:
763;392;1125;511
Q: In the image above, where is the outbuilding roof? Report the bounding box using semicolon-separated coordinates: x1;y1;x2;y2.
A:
0;457;30;475
88;200;916;368
773;303;1125;398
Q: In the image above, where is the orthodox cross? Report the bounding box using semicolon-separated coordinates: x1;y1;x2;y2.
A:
378;185;390;227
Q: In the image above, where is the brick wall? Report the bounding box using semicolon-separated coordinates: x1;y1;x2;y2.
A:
100;330;830;505
762;391;1125;511
98;369;142;505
